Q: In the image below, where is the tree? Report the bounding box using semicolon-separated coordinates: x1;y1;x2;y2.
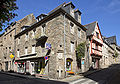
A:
76;42;86;60
0;0;18;31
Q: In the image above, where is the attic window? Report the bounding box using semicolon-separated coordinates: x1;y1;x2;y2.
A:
96;32;99;39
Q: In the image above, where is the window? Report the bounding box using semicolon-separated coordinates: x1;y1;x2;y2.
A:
71;41;74;53
70;22;74;34
96;32;99;39
32;45;35;54
26;33;28;41
41;24;46;35
9;47;11;52
18;37;20;44
96;44;98;50
17;49;20;57
32;29;36;37
78;28;80;38
25;47;28;55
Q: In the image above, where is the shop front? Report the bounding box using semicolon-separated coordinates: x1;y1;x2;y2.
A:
66;58;73;73
15;57;46;75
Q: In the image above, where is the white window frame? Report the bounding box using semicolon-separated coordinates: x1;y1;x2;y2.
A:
71;41;74;53
32;45;35;54
32;29;36;37
41;24;46;35
26;33;28;41
17;49;20;57
70;22;74;34
78;28;81;38
25;47;28;55
18;37;20;44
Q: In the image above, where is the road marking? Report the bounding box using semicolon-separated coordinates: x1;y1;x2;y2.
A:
69;78;86;84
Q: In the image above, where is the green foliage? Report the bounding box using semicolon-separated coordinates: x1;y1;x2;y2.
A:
0;0;18;31
114;51;119;58
76;42;86;60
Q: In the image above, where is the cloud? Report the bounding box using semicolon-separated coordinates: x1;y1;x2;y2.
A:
107;0;120;13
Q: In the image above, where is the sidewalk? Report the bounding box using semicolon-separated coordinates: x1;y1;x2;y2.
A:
58;69;102;82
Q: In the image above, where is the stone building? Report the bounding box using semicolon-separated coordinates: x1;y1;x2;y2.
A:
0;13;36;71
104;36;120;64
85;21;103;69
0;34;4;70
14;2;87;79
101;37;115;68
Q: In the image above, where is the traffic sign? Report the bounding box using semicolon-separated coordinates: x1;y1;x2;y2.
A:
44;56;48;60
9;54;14;59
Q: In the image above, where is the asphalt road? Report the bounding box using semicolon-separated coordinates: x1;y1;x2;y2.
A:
1;64;120;84
0;72;68;84
70;64;120;84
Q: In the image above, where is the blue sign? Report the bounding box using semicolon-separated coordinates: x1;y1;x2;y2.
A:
44;56;48;60
82;61;84;65
46;43;51;49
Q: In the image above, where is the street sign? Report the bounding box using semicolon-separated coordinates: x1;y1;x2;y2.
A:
9;54;14;59
45;43;51;49
44;56;48;60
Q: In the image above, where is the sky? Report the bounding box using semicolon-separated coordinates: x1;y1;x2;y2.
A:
1;0;120;45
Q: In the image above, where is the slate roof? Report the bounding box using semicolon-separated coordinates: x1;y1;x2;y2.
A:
104;36;117;45
84;21;97;36
48;2;66;15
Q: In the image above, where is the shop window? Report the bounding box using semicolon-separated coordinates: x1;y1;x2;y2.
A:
66;58;73;71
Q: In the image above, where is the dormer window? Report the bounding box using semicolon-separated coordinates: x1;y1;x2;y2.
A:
21;26;29;31
71;9;74;17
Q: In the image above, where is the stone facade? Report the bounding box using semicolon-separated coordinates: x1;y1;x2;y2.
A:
101;41;114;68
0;13;36;71
14;2;87;79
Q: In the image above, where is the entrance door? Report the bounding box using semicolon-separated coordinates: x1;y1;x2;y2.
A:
5;62;8;71
31;62;35;75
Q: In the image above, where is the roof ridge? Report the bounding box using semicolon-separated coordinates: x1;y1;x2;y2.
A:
84;21;97;26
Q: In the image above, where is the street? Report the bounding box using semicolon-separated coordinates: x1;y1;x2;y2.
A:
1;64;120;84
0;72;68;84
70;64;120;84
